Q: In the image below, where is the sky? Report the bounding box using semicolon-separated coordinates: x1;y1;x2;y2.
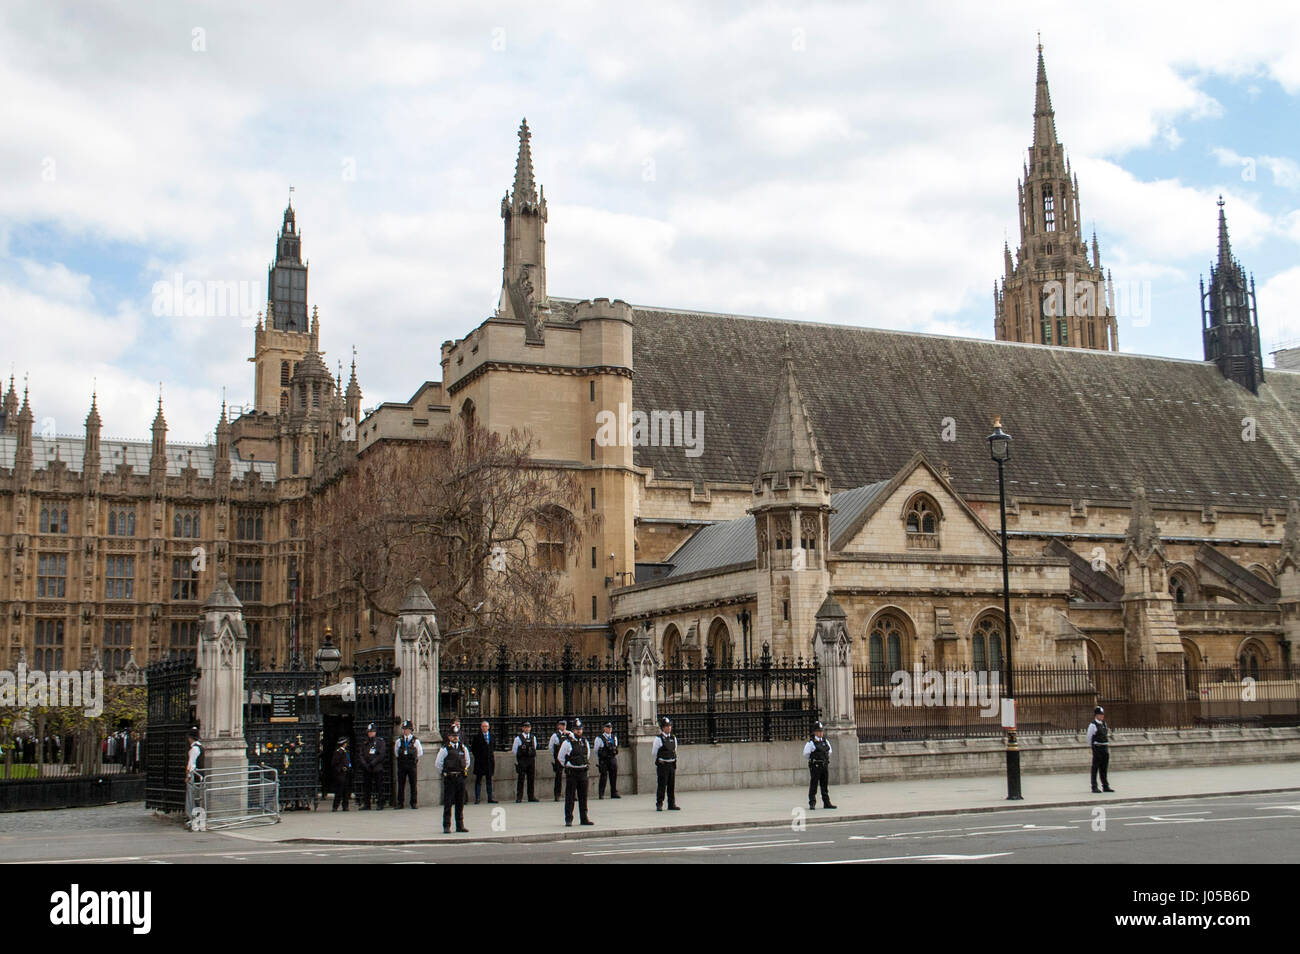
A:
2;0;1299;444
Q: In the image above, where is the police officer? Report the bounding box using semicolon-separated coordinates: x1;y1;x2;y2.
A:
555;718;594;826
593;720;620;799
1088;705;1115;793
394;720;423;809
802;721;837;810
548;719;569;802
358;722;387;810
651;716;680;811
184;727;203;783
512;719;540;803
331;736;352;812
435;726;471;833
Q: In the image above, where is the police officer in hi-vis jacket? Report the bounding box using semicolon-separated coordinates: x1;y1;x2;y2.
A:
435;726;472;833
1087;706;1115;793
802;721;837;810
512;719;540;803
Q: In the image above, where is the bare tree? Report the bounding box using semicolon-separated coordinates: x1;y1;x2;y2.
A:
308;416;597;654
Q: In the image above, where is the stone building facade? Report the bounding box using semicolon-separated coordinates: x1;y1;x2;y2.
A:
1;48;1296;683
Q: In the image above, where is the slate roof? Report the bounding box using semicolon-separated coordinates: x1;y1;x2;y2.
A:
665;479;891;579
0;434;275;481
626;307;1300;509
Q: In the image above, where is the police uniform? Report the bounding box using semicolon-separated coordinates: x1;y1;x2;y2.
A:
331;737;352;811
185;734;203;778
358;723;387;810
555;719;594;826
593;722;620;799
548;720;569;801
651;716;680;811
802;722;836;810
1087;706;1115;793
394;722;423;808
512;722;540;802
435;732;471;833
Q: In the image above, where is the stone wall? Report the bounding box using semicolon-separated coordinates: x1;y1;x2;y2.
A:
858;726;1300;781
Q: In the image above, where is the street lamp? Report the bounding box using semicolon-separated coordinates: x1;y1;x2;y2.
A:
315;628;342;681
988;416;1022;800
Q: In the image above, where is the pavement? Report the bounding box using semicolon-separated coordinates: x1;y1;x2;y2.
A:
219;760;1300;845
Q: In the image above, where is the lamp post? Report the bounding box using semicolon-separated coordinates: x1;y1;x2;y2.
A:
315;628;342;684
988;416;1022;800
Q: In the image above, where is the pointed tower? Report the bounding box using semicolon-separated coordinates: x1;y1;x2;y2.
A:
0;375;17;435
13;384;33;485
214;400;232;487
1201;197;1265;393
344;348;362;426
150;391;168;489
749;343;833;657
1118;483;1183;665
84;391;102;481
498;119;549;339
268;198;308;332
995;41;1118;351
253;201;318;414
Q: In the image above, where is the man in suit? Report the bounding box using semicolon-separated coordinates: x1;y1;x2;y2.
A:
469;720;498;804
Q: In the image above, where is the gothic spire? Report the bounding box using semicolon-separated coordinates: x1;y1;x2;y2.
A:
756;343;825;486
1033;39;1058;150
1124;483;1163;558
512;118;538;206
1216;194;1233;269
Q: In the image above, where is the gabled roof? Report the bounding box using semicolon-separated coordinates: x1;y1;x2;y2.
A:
663;479;891;579
625;305;1300;509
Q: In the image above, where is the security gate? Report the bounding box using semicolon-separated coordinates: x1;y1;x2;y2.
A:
245;666;322;810
145;656;198;812
351;664;397;806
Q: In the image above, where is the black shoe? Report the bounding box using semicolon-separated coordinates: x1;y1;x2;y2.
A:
656;805;663;812
823;803;837;810
376;806;383;811
360;805;370;811
555;795;561;802
580;820;595;826
565;821;572;827
487;799;499;804
1103;787;1115;793
610;794;621;799
809;803;816;811
516;798;522;804
457;827;469;833
332;806;339;812
668;805;680;811
474;798;481;805
598;794;604;799
1092;787;1101;793
528;798;540;803
410;804;417;810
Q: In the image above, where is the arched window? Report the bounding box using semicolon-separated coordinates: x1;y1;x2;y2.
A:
40;507;49;533
534;506;572;571
904;494;940;549
1169;568;1197;604
707;618;732;664
869;613;909;682
174;513;182;536
108;510;116;535
1238;641;1266;680
280;361;290;386
1043;184;1056;232
662;625;682;665
972;614;1004;674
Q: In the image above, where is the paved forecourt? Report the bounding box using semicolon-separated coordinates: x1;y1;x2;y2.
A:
216;761;1300;846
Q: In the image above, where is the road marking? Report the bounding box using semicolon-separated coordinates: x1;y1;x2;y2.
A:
574;839;834;857
803;852;1013;864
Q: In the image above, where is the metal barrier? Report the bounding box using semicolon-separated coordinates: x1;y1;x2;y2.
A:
185;764;281;832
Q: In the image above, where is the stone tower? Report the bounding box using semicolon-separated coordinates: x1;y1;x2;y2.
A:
1118;484;1182;665
1201;197;1265;394
252;202;319;414
497;118;549;340
995;42;1118;351
749;346;832;657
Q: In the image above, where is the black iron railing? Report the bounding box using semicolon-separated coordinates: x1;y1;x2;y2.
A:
853;665;1300;743
656;643;819;744
144;655;197;812
440;644;629;749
